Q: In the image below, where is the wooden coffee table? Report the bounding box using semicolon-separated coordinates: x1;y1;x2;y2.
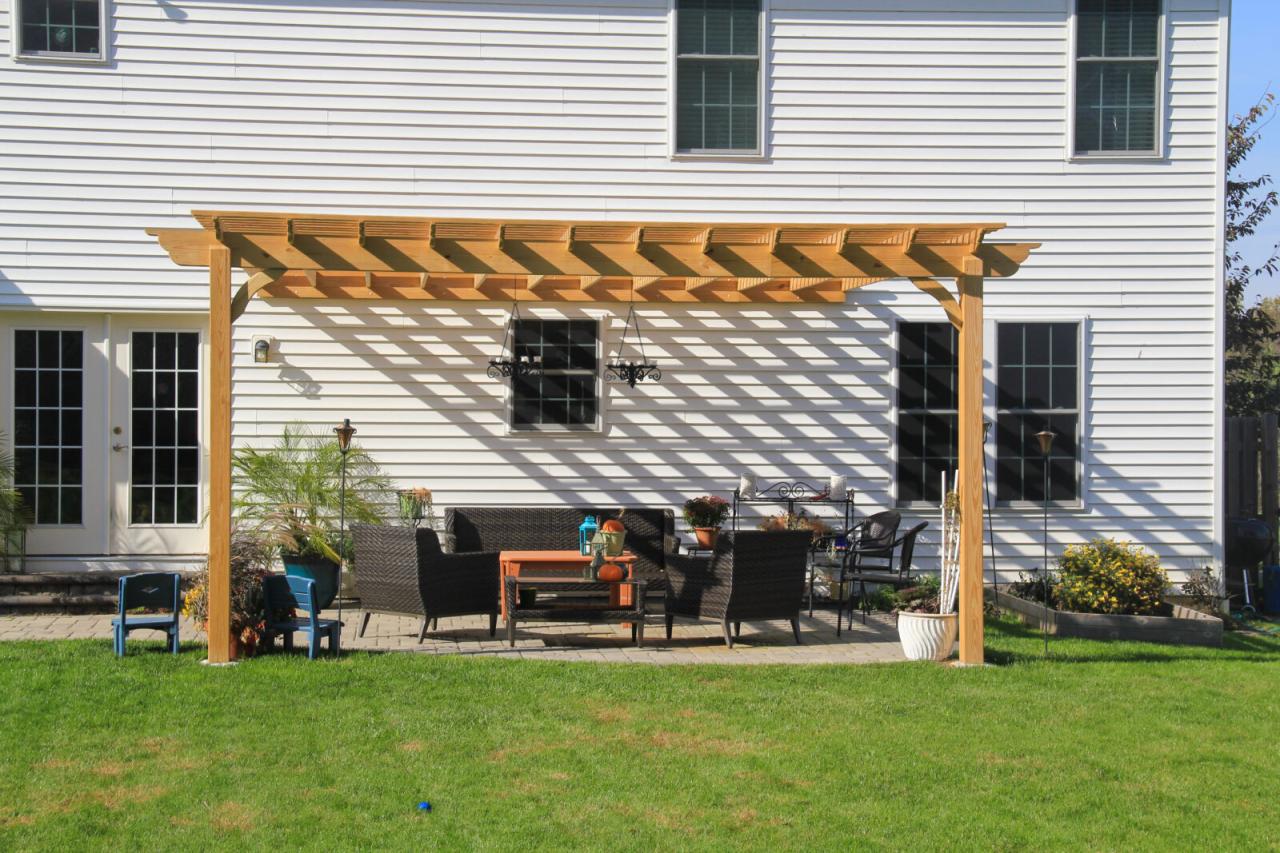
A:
498;550;638;619
504;576;648;648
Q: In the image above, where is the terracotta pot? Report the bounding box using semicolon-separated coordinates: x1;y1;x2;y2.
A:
693;527;720;549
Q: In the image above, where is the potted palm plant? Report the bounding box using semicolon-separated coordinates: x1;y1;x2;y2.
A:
232;424;391;609
682;495;730;549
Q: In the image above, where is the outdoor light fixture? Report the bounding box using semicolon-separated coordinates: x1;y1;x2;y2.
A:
605;302;661;388
333;418;356;635
252;336;272;363
1035;427;1056;657
487;288;542;380
334;418;356;454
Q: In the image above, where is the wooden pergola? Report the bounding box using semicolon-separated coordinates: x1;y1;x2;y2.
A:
148;211;1038;665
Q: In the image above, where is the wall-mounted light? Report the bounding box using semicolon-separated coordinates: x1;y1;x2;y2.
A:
251;336;274;363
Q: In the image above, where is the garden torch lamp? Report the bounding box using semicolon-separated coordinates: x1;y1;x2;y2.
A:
1035;427;1055;657
334;418;356;637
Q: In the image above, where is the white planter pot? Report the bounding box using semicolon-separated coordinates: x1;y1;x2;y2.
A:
897;612;959;662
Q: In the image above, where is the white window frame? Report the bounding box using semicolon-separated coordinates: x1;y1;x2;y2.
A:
667;0;769;161
504;315;605;435
10;0;109;65
1066;0;1167;161
990;318;1089;512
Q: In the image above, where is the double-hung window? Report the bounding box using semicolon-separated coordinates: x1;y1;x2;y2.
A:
14;0;104;60
1073;0;1162;156
674;0;762;155
896;322;958;505
510;319;599;431
995;323;1081;505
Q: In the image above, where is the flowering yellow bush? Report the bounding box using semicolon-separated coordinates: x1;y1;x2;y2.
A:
1055;538;1167;615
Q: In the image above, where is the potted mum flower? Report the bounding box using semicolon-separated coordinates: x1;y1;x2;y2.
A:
682;495;730;549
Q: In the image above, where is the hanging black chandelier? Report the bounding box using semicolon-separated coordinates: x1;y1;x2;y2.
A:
487;297;543;380
605;302;661;388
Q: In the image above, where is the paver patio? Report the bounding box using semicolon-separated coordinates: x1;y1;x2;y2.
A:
0;606;906;664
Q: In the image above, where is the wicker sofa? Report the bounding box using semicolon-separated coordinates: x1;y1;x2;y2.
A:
444;506;677;593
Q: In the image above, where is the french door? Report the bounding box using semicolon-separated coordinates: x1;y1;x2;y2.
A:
2;314;208;559
107;317;208;556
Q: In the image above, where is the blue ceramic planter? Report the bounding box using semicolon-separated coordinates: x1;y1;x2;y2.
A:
282;555;340;610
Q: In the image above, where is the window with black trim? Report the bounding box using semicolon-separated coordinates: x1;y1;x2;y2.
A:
995;322;1080;504
16;0;103;59
675;0;761;154
896;322;958;505
510;320;598;431
12;330;83;525
1074;0;1161;155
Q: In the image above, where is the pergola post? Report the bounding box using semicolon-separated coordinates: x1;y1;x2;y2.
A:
207;245;234;663
957;255;985;665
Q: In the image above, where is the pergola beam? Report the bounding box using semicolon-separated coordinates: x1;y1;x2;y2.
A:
146;214;1033;295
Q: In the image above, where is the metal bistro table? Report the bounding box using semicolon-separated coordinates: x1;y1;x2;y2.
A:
504;576;649;648
732;480;858;614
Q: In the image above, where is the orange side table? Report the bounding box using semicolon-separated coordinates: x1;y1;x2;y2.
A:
498;550;638;619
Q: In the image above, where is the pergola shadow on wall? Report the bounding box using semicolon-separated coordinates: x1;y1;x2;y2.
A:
148;212;1038;664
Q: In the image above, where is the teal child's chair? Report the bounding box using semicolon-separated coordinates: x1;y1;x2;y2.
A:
263;574;341;659
112;572;181;656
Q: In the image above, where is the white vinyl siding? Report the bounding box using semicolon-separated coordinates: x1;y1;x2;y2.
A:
0;0;1228;578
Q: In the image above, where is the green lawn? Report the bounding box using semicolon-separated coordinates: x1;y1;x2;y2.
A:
2;618;1277;851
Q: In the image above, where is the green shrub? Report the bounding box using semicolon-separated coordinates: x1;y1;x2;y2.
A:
1054;538;1167;615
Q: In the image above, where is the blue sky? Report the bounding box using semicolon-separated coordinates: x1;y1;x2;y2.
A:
1230;0;1280;300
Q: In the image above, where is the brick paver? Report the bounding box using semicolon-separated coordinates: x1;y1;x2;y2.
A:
0;606;907;665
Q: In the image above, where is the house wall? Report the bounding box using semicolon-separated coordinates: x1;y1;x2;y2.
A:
0;0;1228;576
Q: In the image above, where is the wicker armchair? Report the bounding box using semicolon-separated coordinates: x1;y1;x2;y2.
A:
664;530;811;648
351;524;499;641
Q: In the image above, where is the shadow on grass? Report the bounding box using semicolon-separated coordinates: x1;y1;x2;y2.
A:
984;615;1280;666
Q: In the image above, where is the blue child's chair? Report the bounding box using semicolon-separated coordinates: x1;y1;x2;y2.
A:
263;574;341;659
112;572;182;656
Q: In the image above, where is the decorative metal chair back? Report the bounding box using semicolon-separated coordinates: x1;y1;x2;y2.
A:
119;572;180;613
858;510;901;551
896;521;929;579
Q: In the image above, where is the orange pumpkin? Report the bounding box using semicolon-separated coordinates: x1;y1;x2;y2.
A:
601;518;626;533
598;563;626;582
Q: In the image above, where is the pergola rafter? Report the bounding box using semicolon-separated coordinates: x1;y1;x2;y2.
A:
148;211;1039;666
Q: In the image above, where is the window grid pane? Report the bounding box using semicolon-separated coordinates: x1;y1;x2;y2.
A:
19;0;100;55
130;332;201;525
675;0;761;152
1075;0;1160;153
12;329;83;525
897;322;959;504
511;320;598;430
995;323;1080;503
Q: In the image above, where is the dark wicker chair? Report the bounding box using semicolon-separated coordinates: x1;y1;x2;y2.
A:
663;530;811;648
351;524;499;641
835;510;902;635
